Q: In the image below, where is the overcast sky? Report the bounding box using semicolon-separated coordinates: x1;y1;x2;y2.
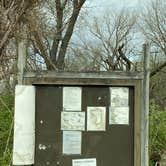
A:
85;0;151;14
89;0;141;8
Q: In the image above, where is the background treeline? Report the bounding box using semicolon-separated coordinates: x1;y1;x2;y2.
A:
0;0;166;165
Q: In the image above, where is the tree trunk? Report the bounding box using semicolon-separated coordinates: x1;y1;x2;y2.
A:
56;0;86;70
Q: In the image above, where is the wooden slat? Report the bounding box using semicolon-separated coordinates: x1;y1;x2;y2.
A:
24;71;143;79
23;71;143;85
134;80;142;166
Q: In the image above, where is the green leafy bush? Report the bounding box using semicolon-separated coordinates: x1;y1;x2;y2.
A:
0;93;14;165
0;149;12;166
149;102;166;164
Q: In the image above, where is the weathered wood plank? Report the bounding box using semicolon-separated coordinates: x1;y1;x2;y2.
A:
24;71;143;79
24;77;141;86
141;44;150;166
23;71;143;85
17;40;26;85
134;80;142;166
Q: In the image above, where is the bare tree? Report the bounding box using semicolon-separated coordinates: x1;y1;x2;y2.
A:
141;0;166;77
69;9;138;71
140;0;166;109
0;0;87;91
25;0;86;70
0;0;42;57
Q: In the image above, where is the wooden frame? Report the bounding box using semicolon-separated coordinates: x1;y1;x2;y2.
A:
23;71;142;166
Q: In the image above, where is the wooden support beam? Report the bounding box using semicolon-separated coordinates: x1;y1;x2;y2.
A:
17;39;26;85
141;43;150;166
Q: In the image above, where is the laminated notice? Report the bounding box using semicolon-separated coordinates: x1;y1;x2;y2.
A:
87;107;106;131
61;112;85;131
110;87;129;107
63;131;82;155
109;107;129;124
73;158;97;166
63;87;82;111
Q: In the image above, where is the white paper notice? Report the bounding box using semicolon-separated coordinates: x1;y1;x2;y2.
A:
73;158;97;166
110;87;129;107
61;112;85;131
63;87;82;111
87;107;106;131
63;131;82;155
13;85;35;165
109;107;129;124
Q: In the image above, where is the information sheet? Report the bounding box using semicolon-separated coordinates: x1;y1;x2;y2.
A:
109;107;129;124
72;158;96;166
110;87;129;107
87;107;106;131
63;131;82;155
63;87;82;111
61;112;85;130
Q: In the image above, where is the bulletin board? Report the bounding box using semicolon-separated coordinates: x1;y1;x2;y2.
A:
23;71;142;166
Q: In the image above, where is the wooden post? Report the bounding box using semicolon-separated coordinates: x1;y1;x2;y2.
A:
141;43;150;166
17;38;26;85
15;33;26;166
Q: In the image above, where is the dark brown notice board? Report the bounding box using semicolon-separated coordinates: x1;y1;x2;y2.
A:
35;85;134;166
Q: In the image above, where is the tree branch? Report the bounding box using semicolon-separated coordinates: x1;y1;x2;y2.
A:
118;44;133;71
33;31;57;70
50;0;63;66
56;0;86;70
150;61;166;77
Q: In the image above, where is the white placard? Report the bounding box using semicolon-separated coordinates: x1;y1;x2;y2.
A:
87;107;106;131
63;87;82;111
61;112;85;131
13;85;35;165
109;107;129;124
110;87;129;107
63;131;82;155
73;158;96;166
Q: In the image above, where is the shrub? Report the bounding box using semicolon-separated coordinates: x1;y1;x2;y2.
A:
0;93;14;165
149;102;166;164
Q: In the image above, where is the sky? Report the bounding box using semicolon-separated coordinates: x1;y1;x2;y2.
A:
71;0;152;60
89;0;140;8
72;0;153;51
85;0;151;14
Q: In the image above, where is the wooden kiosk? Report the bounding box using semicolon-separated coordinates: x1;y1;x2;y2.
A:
16;71;142;166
